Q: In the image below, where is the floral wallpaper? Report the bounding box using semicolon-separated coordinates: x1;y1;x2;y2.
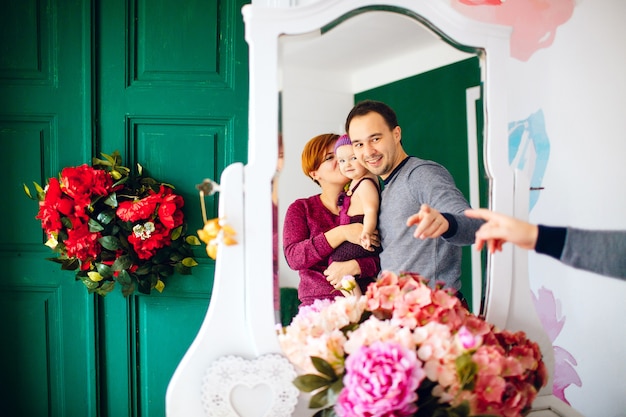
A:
532;286;582;404
451;0;576;61
508;110;550;211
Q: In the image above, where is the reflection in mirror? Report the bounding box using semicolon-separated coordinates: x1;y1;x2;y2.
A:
276;9;488;325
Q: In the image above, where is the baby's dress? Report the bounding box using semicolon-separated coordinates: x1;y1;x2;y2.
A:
330;177;382;263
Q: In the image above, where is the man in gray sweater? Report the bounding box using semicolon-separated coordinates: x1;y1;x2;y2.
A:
346;100;484;295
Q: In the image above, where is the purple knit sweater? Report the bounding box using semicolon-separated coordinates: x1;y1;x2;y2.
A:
283;194;380;306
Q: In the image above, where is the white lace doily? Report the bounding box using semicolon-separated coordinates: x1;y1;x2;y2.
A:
201;354;299;417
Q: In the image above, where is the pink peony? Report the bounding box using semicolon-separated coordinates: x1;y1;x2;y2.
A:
335;341;425;417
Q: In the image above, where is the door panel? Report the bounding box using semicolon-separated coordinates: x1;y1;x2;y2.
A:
1;0;96;415
1;0;249;415
95;0;249;416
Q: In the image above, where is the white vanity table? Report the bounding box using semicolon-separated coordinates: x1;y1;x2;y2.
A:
165;1;584;416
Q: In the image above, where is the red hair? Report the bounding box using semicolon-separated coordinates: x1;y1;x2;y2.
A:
301;133;339;185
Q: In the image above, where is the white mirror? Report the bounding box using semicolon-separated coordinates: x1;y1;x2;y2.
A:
169;2;580;416
245;0;515;333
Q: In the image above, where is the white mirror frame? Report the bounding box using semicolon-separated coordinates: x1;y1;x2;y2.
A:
166;1;584;416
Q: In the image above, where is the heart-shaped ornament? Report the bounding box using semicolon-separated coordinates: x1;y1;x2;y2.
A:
230;384;273;417
201;354;299;417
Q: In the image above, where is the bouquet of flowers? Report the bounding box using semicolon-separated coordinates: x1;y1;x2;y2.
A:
24;151;201;296
278;271;547;417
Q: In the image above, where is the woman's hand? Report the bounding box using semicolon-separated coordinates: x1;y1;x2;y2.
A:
324;259;361;289
325;223;379;250
464;208;539;253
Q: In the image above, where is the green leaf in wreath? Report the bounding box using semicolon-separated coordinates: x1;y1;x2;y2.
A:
79;275;99;290
103;192;119;208
97;209;116;225
121;282;136;297
186;235;201;246
135;264;152;275
95;281;116;296
96;262;114;278
23;183;34;199
115;269;132;285
61;216;73;230
61;258;80;271
169;252;184;262
112;255;133;272
88;218;105;233
311;356;338;380
93;155;114;167
158;266;174;278
152;249;169;263
174;264;192;275
140;177;158;187
181;257;198;267
137;277;152;295
33;181;45;196
171;226;182;241
99;235;121;251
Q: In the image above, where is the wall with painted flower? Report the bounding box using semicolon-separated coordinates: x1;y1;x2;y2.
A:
452;0;626;416
277;1;626;415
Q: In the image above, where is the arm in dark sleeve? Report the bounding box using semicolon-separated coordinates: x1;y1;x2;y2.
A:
534;225;567;259
355;255;380;280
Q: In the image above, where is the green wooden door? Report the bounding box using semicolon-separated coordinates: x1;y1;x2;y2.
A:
1;1;97;416
0;0;249;416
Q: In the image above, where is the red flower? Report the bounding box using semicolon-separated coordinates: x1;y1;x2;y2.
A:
64;222;102;263
60;164;113;207
36;178;75;234
116;194;159;222
157;186;184;229
127;222;171;260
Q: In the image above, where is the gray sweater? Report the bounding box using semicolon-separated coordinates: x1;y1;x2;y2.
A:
379;157;484;290
536;225;626;279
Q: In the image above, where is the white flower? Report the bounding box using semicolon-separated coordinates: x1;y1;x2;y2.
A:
133;221;155;240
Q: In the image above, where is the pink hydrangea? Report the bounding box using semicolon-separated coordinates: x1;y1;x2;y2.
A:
335;341;425;417
278;296;366;374
343;317;416;355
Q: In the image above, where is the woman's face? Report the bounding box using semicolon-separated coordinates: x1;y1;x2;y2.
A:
310;143;349;186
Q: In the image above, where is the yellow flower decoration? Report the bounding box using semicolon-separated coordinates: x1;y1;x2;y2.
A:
197;218;237;260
